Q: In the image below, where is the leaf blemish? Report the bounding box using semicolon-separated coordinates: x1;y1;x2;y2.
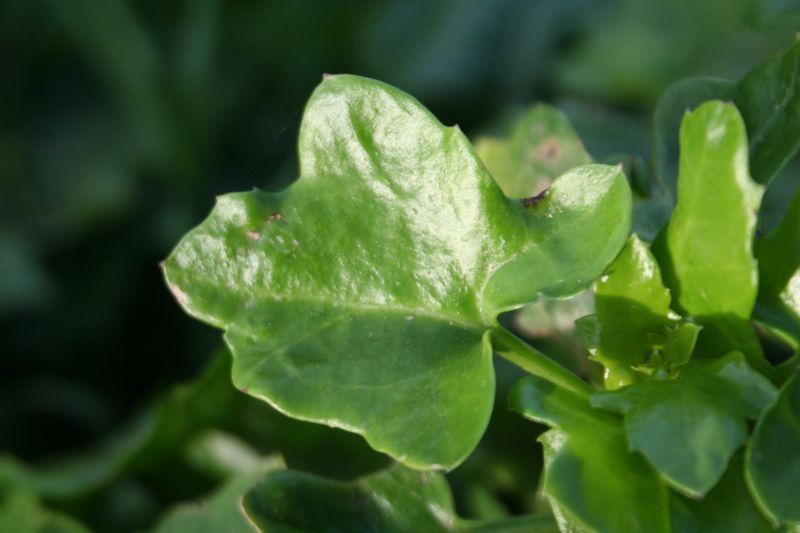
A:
537;137;561;162
521;188;548;208
245;230;261;241
266;211;285;223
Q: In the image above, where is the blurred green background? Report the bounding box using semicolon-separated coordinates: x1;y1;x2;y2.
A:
1;0;798;530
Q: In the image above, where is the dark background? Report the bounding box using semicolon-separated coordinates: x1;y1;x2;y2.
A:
1;0;797;530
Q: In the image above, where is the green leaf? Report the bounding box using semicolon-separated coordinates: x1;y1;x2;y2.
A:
756;190;800;349
654;77;736;200
581;234;683;389
509;376;670;532
241;463;557;533
592;352;777;498
653;100;772;376
670;454;774;533
736;39;800;185
153;455;283;533
0;490;89;533
163;75;632;469
475;104;592;199
655;41;800;194
746;370;800;526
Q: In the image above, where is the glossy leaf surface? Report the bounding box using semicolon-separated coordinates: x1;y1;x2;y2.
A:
163;75;631;469
475;104;591;198
653;101;770;375
746;371;800;526
241;463;556;533
592;353;776;498
581;235;679;389
509;375;670;532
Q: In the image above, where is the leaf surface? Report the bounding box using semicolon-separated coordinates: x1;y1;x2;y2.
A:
579;235;683;389
746;371;800;526
653;101;771;376
755;190;800;358
509;375;670;532
241;463;556;533
592;353;777;498
163;75;632;468
670;454;774;533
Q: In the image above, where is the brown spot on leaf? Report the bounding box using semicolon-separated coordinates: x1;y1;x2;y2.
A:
240;386;248;393
522;188;548;208
537;137;562;163
245;230;261;241
266;211;284;223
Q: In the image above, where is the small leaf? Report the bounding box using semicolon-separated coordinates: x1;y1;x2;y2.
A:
509;376;670;532
592;353;777;498
659;322;701;367
164;75;632;468
655;41;800;194
153;455;284;533
475;104;592;198
746;370;800;526
585;235;680;389
240;463;557;533
653;101;772;376
670;453;774;533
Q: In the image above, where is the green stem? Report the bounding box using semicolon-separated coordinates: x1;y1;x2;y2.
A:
492;327;592;398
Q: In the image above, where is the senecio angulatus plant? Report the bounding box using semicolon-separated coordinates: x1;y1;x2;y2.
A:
164;43;800;533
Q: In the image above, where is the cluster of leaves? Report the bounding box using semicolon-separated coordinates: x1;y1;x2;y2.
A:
152;42;800;533
4;7;800;532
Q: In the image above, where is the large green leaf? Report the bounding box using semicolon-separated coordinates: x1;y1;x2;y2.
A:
578;234;689;389
475;103;592;199
509;375;670;532
153;455;283;533
670;454;774;533
653;100;772;376
163;75;632;469
655;41;800;195
746;371;800;526
241;463;557;533
592;352;776;498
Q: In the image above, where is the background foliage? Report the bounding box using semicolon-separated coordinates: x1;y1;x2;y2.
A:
2;0;799;531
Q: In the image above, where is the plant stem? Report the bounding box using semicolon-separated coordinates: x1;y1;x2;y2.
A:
492;327;592;398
